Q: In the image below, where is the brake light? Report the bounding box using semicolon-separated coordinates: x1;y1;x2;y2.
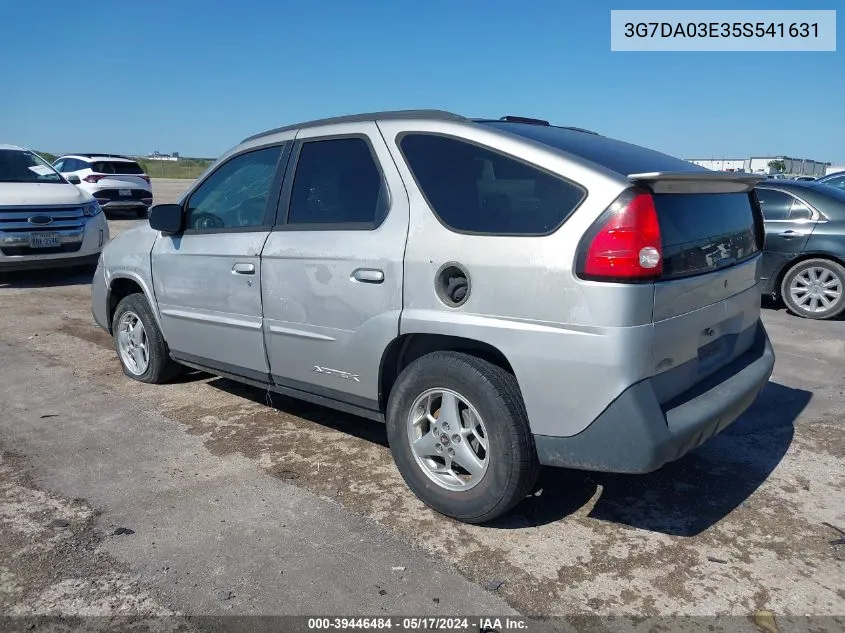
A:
140;175;150;183
84;174;106;183
578;189;663;281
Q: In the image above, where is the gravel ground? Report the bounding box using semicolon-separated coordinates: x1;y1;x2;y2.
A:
0;178;842;628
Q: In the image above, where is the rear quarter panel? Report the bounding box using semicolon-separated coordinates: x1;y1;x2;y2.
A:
378;120;659;437
802;220;845;263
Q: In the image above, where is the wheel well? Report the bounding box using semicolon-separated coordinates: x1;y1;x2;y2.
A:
107;277;145;332
774;253;845;297
378;334;514;413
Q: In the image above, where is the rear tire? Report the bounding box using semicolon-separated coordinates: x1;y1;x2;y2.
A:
385;351;539;524
112;293;182;383
781;258;845;320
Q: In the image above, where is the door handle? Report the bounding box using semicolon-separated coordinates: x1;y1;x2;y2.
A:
232;262;256;275
778;230;802;238
351;268;384;284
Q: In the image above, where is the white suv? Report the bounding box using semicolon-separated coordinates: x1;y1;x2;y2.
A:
0;145;109;272
53;154;153;217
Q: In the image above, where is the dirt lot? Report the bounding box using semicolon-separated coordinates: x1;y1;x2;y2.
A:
0;178;843;627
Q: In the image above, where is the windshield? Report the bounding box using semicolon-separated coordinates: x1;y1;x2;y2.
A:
0;149;64;184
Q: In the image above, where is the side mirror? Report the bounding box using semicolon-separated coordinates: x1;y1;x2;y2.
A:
149;203;184;233
66;174;81;185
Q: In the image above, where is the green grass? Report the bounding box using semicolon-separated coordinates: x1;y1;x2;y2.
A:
35;151;58;163
136;158;213;179
34;151;213;180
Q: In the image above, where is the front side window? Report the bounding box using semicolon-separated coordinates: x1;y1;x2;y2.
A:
287;137;386;228
0;150;63;184
185;146;282;230
399;133;585;235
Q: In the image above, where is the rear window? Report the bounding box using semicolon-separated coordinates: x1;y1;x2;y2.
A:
479;121;704;176
92;160;144;175
653;193;760;280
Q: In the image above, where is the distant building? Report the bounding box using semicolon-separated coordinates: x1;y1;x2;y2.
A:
146;151;179;162
686;156;829;177
687;158;746;172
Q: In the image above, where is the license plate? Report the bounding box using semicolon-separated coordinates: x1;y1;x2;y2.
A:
29;232;61;248
119;189;132;197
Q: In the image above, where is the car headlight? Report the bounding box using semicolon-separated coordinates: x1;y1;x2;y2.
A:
83;200;102;217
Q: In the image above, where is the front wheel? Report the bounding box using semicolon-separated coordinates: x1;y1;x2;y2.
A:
385;351;539;524
111;293;182;383
781;258;845;320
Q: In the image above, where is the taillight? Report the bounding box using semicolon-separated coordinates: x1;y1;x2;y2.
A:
576;188;663;282
140;175;150;183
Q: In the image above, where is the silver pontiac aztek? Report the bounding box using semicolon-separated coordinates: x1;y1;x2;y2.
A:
92;110;775;523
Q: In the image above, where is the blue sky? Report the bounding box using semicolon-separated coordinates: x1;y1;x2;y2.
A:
1;0;842;162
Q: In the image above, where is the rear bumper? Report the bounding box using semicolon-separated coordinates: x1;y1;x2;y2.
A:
534;321;775;473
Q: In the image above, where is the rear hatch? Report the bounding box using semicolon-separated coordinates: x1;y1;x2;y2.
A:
631;172;766;403
479;120;767;402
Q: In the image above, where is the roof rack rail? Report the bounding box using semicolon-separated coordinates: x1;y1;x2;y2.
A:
242;109;467;143
499;115;550;126
557;126;600;135
471;117;602;136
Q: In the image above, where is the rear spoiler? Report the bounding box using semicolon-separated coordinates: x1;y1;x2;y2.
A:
627;171;766;194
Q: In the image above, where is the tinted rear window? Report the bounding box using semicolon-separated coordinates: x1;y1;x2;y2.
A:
653;193;760;280
92;161;144;175
479;122;704;176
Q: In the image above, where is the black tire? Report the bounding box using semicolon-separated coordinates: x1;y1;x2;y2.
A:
111;293;182;383
385;351;539;524
781;258;845;320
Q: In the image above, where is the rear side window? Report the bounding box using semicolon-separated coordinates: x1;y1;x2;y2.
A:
59;158;82;171
399;134;585;235
788;199;813;221
92;160;144;175
757;189;792;220
653;193;760;280
287;137;387;228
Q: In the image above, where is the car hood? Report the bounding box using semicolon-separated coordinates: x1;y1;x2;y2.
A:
0;182;94;206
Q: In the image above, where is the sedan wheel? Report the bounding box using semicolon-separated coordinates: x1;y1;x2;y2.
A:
782;259;845;320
